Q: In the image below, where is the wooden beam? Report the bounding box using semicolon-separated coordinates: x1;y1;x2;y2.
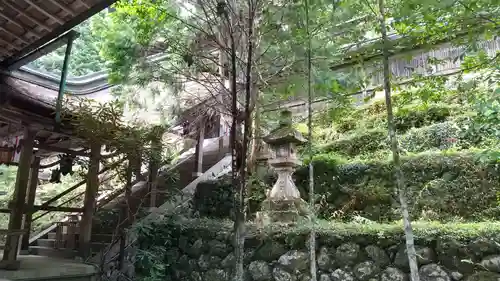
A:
35;142;89;157
39;165;112;208
33;206;83;212
21;156;40;252
0;127;35;270
79;1;91;9
3;1;51;31
79;141;100;258
23;0;65;25
2;0;119;67
40;159;60;169
0;229;27;235
48;0;77;17
0;36;20;51
0;27;29;45
7;30;80;70
0;108;53;131
0;7;40;40
0;206;84;213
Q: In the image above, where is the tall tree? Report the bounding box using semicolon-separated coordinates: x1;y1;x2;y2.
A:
378;0;420;280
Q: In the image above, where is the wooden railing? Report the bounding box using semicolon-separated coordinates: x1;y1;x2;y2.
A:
93;152;232;268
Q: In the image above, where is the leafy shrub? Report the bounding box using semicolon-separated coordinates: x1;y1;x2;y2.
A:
332;102;459;138
400;121;461;152
321;128;387;156
394;103;453;131
293;151;500;222
192;176;235;219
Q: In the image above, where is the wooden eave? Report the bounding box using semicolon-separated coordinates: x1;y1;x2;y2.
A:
0;0;118;68
0;76;88;158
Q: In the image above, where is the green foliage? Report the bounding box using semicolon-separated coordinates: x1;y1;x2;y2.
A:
137;217;500;250
321;128;387;157
293;151;500;222
192;176;235;219
27;20;105;77
0;165;83;243
394;103;452;131
135;216;182;281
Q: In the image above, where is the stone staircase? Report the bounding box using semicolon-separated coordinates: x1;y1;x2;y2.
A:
25;137;231;262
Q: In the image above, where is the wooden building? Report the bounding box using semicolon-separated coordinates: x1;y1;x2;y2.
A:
0;0;121;273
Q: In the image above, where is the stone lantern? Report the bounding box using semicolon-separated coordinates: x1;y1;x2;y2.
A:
259;110;308;223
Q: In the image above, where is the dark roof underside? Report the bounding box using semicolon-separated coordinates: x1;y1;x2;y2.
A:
0;0;117;67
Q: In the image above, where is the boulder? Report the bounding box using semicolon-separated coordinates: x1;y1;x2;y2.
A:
419;264;450;281
273;267;297;281
450;272;463;281
221;252;235;268
335;243;362;266
278;250;309;272
189;239;205;257
331;268;355;281
436;238;473;273
480;255;500;273
319;273;332;281
365;245;391;267
198;254;221;271
317;247;334;271
464;272;500;281
469;238;500;258
254;241;288;262
394;246;436;271
204;269;229;281
354;261;381;281
190;271;203;281
208;239;232;257
380;267;408;281
248;261;272;281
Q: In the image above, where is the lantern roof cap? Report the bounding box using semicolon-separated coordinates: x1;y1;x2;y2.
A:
263;110;307;145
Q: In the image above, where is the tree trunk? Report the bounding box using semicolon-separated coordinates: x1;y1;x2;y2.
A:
378;0;420;280
226;4;245;281
304;0;316;279
247;92;261;175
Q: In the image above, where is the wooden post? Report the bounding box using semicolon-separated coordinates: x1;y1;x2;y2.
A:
192;121;205;178
79;141;101;258
132;149;143;181
20;156;40;252
219;114;226;154
148;135;162;208
125;155;134;225
1;128;35;270
119;156;135;280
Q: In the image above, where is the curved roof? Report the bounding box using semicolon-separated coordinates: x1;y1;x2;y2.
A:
0;0;117;68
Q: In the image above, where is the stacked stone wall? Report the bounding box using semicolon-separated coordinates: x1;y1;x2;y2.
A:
152;220;500;281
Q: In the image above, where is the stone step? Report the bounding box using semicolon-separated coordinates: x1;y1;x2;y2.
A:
36;238;109;252
29;246;79;259
46;232;116;243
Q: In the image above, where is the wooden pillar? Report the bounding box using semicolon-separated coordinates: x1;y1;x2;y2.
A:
148;137;161;208
21;156;40;252
219;114;226;154
119;157;135;280
192;122;205;178
1;128;35;270
132;149;143;181
79;141;101;258
125;155;134;224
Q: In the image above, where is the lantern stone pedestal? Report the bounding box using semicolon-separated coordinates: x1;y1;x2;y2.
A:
256;110;309;225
